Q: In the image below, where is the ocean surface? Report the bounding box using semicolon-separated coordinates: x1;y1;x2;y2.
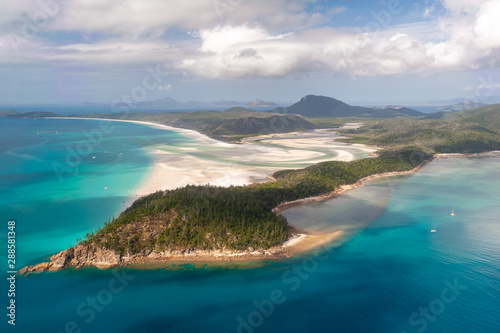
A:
1;118;499;333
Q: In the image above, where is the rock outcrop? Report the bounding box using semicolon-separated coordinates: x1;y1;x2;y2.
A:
19;244;287;274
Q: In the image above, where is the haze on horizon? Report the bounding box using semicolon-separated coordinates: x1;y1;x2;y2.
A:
1;0;500;106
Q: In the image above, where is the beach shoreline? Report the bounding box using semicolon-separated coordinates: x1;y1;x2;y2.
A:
47;117;223;145
435;151;500;158
119;231;345;268
21;117;384;270
273;158;433;215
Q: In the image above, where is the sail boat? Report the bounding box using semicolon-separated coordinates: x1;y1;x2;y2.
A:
431;224;437;233
450;209;455;216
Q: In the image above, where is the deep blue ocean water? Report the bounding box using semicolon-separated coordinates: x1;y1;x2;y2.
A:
1;118;499;333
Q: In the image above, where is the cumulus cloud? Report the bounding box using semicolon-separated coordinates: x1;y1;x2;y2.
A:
178;0;500;78
0;0;499;80
0;0;328;37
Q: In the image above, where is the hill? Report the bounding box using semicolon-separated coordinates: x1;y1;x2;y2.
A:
0;110;21;117
244;99;280;108
66;109;318;141
271;95;423;118
0;111;60;118
448;103;500;132
438;99;487;111
340;103;500;153
209;115;317;138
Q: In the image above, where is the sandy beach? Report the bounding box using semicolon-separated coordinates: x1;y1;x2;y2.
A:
50;117;375;199
45;117;380;260
435;151;500;158
118;122;378;198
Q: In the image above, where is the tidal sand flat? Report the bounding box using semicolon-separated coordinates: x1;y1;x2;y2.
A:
132;123;376;196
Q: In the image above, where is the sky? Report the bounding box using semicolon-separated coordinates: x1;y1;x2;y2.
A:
1;0;500;106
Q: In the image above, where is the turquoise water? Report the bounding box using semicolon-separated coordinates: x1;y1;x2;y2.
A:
0;118;192;267
1;119;500;332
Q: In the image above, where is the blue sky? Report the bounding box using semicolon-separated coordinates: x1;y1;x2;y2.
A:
1;0;499;106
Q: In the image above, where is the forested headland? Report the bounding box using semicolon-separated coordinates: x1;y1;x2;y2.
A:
78;147;432;256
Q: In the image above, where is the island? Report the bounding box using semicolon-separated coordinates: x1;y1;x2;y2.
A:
11;96;500;274
20;147;432;273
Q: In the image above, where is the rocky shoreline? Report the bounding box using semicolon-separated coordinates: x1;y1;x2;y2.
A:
19;231;343;274
19;246;284;275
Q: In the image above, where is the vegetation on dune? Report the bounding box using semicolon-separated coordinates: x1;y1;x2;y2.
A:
80;147;431;255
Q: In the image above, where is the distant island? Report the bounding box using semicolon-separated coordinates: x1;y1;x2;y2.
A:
85;97;282;110
437;99;487;112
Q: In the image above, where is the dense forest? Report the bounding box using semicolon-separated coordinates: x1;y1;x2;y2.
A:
80;147;432;255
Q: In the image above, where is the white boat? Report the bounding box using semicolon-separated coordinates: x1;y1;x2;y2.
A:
431;225;437;233
450;209;455;216
104;187;109;190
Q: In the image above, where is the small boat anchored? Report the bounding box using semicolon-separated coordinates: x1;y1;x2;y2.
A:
431;225;437;233
104;187;109;190
450;209;455;217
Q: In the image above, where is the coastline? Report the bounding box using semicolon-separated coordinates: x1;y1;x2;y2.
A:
21;117;386;271
47;117;224;145
20;159;431;275
273;158;433;215
122;231;345;267
435;151;500;158
19;230;345;275
49;117;373;198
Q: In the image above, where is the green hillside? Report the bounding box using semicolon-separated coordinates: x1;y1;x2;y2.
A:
448;104;500;132
209;115;317;138
340;104;500;153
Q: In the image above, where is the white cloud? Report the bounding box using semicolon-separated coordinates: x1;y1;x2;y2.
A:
178;1;500;79
0;0;499;81
473;0;500;50
158;84;172;91
0;0;329;37
463;84;500;92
